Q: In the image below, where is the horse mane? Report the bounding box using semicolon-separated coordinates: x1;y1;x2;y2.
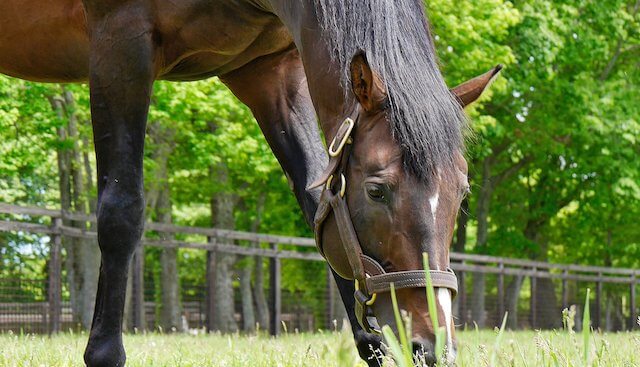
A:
314;0;467;179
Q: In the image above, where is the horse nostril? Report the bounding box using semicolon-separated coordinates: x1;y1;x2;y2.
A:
411;338;437;366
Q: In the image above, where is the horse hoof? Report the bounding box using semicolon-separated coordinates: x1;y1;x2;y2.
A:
84;333;126;367
354;329;383;366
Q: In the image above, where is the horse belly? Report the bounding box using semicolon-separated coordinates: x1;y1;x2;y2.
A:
156;0;293;80
0;0;90;82
0;0;292;82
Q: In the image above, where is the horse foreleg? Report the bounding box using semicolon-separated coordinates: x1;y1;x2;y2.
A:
221;47;382;366
220;47;326;224
82;3;156;366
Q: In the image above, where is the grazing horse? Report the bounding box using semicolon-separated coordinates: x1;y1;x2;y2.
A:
0;0;499;365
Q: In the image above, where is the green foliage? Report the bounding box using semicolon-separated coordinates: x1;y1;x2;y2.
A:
0;0;638;334
0;77;62;205
427;0;639;264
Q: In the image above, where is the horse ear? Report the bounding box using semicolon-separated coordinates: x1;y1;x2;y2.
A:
451;64;503;108
349;51;387;112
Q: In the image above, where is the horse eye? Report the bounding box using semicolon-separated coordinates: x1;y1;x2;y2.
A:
366;184;386;202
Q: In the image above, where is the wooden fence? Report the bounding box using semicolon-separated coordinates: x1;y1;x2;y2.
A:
0;203;638;334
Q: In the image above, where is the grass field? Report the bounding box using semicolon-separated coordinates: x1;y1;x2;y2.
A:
1;328;639;367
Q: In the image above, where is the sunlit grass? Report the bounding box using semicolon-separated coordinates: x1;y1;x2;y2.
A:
0;286;635;367
1;326;639;366
1;282;638;367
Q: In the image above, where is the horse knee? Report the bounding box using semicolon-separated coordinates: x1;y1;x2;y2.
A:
96;185;145;258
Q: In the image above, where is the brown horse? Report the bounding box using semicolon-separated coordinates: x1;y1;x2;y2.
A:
0;0;499;365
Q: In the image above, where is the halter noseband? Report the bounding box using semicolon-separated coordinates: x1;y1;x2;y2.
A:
310;115;458;334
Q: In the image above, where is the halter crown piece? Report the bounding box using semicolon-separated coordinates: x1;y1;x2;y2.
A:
311;114;459;334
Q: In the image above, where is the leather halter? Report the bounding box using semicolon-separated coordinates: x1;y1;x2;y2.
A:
310;114;459;334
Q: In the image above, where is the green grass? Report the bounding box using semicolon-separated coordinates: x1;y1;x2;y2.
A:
1;329;639;366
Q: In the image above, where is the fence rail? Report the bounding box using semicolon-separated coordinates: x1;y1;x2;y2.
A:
0;203;638;334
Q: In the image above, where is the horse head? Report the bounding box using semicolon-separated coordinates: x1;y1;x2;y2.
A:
313;51;501;364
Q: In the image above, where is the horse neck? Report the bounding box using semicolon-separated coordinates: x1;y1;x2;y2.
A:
267;0;357;139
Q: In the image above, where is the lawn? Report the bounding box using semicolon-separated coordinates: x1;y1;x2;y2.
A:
1;328;639;366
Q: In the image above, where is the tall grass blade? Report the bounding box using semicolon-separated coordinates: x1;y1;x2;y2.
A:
423;253;446;365
382;325;410;367
490;311;508;367
388;282;414;367
583;288;591;366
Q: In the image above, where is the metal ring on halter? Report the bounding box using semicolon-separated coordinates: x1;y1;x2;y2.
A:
355;279;377;306
326;174;346;198
328;118;355;157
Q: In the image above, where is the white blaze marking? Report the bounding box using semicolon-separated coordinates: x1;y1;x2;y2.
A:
437;288;454;360
429;190;439;223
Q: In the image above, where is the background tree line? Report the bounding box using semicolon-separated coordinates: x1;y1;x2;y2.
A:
0;0;638;331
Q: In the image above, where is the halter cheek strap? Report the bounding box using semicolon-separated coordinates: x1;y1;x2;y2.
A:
312;115;458;334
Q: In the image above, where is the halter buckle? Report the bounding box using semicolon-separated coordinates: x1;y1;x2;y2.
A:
354;278;377;306
326;174;346;198
328;118;354;157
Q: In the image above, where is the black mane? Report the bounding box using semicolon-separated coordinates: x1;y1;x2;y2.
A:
314;0;467;179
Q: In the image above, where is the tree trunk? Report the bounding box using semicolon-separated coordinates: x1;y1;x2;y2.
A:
605;295;613;332
251;193;269;331
211;164;238;333
63;89;100;330
236;197;262;332
471;273;486;327
524;221;559;329
476;158;492;251
470;153;530;328
471;158;493;328
81;134;101;328
239;265;255;332
158;184;182;331
146;121;182;331
253;252;269;331
66;88;85;325
505;275;524;329
534;278;560;329
453;197;469;253
49;93;77;325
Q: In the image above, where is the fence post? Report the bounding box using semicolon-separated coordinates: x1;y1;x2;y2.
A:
205;236;217;332
530;268;537;329
497;261;505;325
595;273;602;330
269;243;282;336
630;272;637;330
48;217;62;334
131;245;145;331
561;269;569;311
